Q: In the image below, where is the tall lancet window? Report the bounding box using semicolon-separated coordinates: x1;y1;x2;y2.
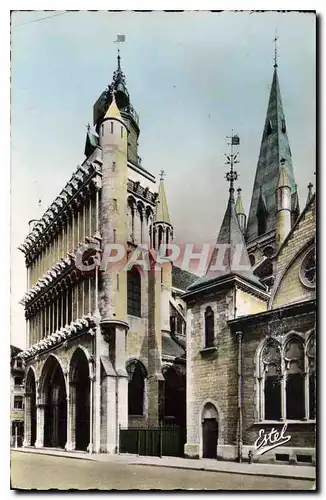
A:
127;360;147;416
127;268;141;317
261;339;282;421
204;307;214;348
285;337;305;420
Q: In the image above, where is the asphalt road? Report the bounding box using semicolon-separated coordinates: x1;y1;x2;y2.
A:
11;451;313;491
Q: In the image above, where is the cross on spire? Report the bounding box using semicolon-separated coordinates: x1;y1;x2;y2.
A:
274;31;279;68
159;169;166;181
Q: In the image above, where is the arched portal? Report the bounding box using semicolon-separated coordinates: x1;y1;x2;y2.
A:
202;402;218;459
163;365;186;427
70;348;90;451
24;369;37;446
41;356;67;448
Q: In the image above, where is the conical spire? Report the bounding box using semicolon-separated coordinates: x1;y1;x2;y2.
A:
235;187;245;216
306;182;314;205
235;187;246;233
188;190;264;291
246;61;296;243
104;90;122;120
277;165;290;189
154;171;171;224
188;144;264;292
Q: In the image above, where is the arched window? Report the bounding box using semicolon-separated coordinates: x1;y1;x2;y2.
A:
267;119;273;136
282;119;286;133
261;340;282;421
284;337;305;420
205;307;214;348
127;268;141;317
127;361;147;416
249;254;255;267
300;248;316;288
263;246;274;258
258;334;315;421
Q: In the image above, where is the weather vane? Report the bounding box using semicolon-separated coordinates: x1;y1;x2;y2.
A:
159;169;166;181
225;131;240;195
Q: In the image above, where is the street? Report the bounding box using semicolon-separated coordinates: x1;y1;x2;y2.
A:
11;451;314;491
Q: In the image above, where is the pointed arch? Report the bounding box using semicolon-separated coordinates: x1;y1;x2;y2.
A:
69;347;91;451
204;306;214;348
126;359;147;416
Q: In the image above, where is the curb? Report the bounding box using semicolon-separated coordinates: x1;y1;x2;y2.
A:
127;461;315;481
12;449;315;481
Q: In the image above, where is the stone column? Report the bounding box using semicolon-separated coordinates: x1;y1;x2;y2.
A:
87;374;94;453
34;403;45;448
65;383;76;451
23;394;32;447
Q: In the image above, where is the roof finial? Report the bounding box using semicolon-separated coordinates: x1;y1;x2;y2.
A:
273;31;278;69
159;169;166;181
117;48;121;72
86;122;90;132
225;131;240;199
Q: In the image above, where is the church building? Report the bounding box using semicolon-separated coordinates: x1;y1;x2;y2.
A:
183;57;316;464
18;53;196;454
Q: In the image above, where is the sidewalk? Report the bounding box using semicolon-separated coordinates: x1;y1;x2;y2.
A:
12;447;316;481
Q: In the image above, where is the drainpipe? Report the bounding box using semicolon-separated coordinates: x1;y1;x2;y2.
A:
236;330;243;463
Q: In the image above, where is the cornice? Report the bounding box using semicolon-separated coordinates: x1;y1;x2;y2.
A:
18;158;103;261
21;236;100;311
127;179;157;206
18;314;97;361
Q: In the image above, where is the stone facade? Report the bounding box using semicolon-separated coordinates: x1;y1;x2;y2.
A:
18;56;194;455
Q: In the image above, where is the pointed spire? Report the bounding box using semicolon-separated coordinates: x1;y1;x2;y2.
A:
84;123;98;157
235;187;245;216
236;187;246;234
306;182;314;205
246;45;296;243
277;165;290;189
188;149;265;292
154;171;171;224
104;89;122;120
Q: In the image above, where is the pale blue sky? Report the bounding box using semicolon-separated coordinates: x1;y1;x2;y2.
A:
11;11;316;348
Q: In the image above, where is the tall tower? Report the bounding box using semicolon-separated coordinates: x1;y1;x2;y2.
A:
152;171;173;334
98;89;130;453
245;44;298;253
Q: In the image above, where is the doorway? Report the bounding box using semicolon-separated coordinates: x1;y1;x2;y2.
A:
202;418;218;458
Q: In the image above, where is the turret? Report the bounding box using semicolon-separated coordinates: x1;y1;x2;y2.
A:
151;171;173;253
235;187;246;233
275;160;292;250
151;171;173;334
306;182;314;205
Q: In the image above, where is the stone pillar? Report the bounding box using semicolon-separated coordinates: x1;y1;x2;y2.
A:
87;374;94;453
104;373;117;454
93;323;102;453
66;384;76;450
23;394;32;447
34;403;45;448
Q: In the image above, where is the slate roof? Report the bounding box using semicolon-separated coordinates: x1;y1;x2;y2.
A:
246;67;296;243
172;265;198;291
154;179;171;224
162;332;185;359
187;193;265;292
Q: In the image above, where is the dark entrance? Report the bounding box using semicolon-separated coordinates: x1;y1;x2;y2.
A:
71;349;90;451
43;358;67;448
26;369;37;446
202;418;218;459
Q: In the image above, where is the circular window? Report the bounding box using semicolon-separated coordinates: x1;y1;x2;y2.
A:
300;248;316;288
